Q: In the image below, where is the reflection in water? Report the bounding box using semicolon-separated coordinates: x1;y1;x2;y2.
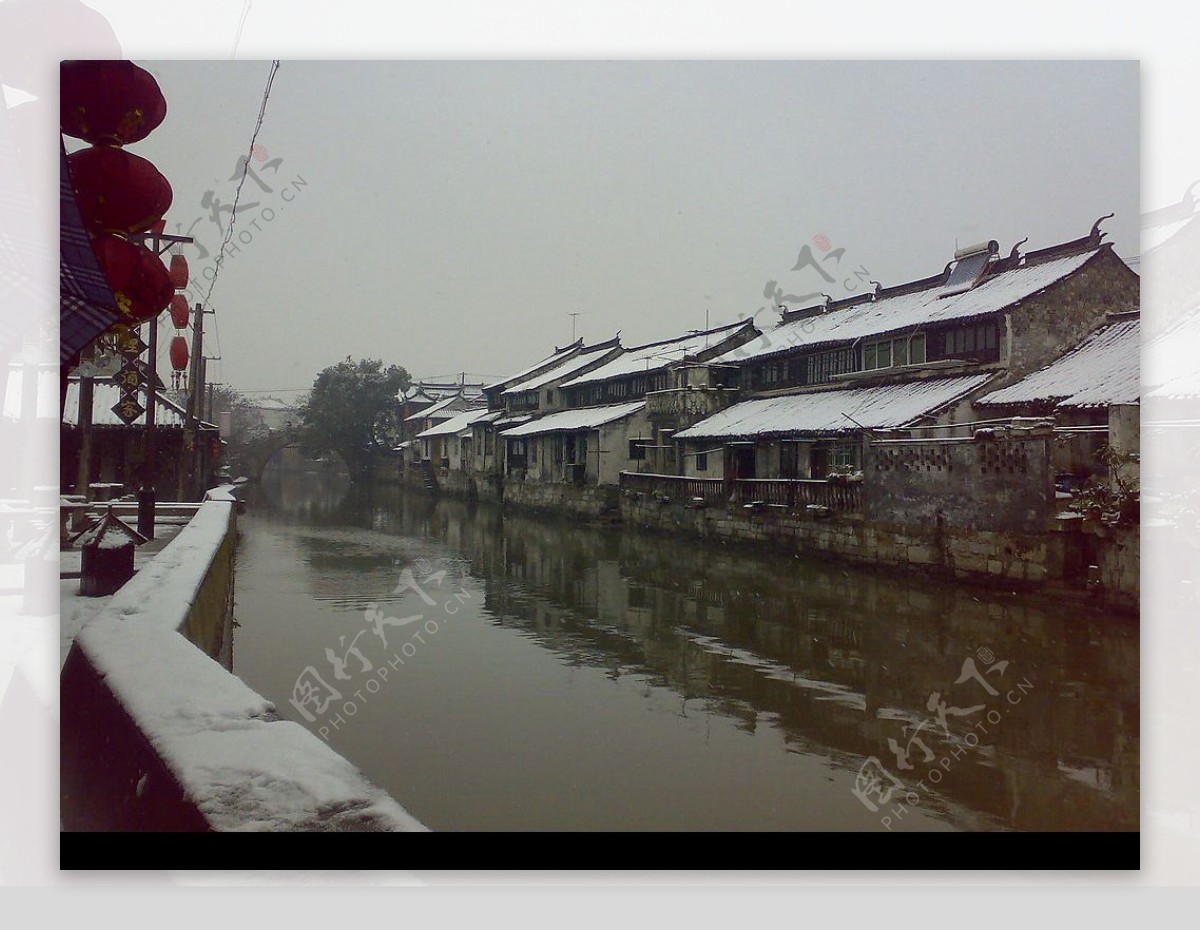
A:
234;476;1138;832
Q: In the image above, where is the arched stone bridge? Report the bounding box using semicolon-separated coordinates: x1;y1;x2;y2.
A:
235;427;303;483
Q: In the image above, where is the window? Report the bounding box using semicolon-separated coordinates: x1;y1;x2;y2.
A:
696;452;708;472
808;348;856;384
910;334;927;364
863;334;926;371
530;441;538;464
545;390;554;405
937;322;999;361
834;442;857;470
629;439;648;461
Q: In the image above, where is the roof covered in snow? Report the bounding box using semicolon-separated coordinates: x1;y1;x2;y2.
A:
501;343;620;395
561;320;755;388
484;342;584;391
712;248;1105;366
61;378;213;429
499;401;646;437
977;317;1140;409
415;408;492;439
403;392;483;422
675;374;995;440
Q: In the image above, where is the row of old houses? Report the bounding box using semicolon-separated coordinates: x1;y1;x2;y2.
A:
398;222;1139;524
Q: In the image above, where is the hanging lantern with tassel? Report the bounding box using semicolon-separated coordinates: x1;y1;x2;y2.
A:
169;293;190;330
169;250;189;289
169;335;189;372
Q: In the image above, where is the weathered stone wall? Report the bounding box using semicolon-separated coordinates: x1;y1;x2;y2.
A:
436;468;477;498
1002;248;1140;389
1094;523;1139;611
865;434;1054;533
504;479;620;518
619;490;1072;586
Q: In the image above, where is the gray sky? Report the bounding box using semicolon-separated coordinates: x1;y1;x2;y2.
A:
130;60;1139;398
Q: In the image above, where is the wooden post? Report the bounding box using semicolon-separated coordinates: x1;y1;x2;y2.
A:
76;376;94;497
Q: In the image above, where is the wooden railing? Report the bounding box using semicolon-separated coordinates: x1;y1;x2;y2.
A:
619;472;862;513
619;472;726;505
729;478;861;512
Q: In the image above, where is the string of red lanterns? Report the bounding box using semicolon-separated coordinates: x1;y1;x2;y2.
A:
61;60;174;329
168;246;190;385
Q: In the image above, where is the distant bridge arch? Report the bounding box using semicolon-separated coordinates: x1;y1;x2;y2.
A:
239;427;302;483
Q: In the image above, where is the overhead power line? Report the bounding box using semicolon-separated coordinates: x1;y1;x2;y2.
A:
202;59;281;310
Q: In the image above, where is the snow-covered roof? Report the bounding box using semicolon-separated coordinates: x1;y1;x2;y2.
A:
976;318;1140;410
494;413;533;428
560;321;753;389
249;397;296;412
675;374;995;440
499;401;646;437
415;408;492;439
485;342;583;391
61;379;203;429
713;249;1103;365
403;393;482;422
501;344;618;395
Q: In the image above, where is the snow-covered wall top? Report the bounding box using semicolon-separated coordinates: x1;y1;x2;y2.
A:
69;497;427;832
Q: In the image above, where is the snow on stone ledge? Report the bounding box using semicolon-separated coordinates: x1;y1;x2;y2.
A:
73;499;428;832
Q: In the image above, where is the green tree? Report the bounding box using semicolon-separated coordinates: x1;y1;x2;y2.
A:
298;357;410;480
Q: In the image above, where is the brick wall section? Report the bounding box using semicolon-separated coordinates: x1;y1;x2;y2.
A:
864;435;1054;533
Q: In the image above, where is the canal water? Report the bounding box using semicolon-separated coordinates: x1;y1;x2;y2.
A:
233;473;1138;832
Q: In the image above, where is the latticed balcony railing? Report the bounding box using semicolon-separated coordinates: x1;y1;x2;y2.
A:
618;473;862;513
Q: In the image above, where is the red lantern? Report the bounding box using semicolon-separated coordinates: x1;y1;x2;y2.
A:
61;60;167;146
169;294;190;330
94;234;174;324
169;252;189;289
170;335;190;372
67;145;173;236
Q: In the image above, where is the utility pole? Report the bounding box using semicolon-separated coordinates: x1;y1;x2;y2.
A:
179;301;204;500
135;228;192;535
137;312;159;537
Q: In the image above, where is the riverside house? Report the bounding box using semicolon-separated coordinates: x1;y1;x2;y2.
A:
669;222;1139;501
496;321;760;511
